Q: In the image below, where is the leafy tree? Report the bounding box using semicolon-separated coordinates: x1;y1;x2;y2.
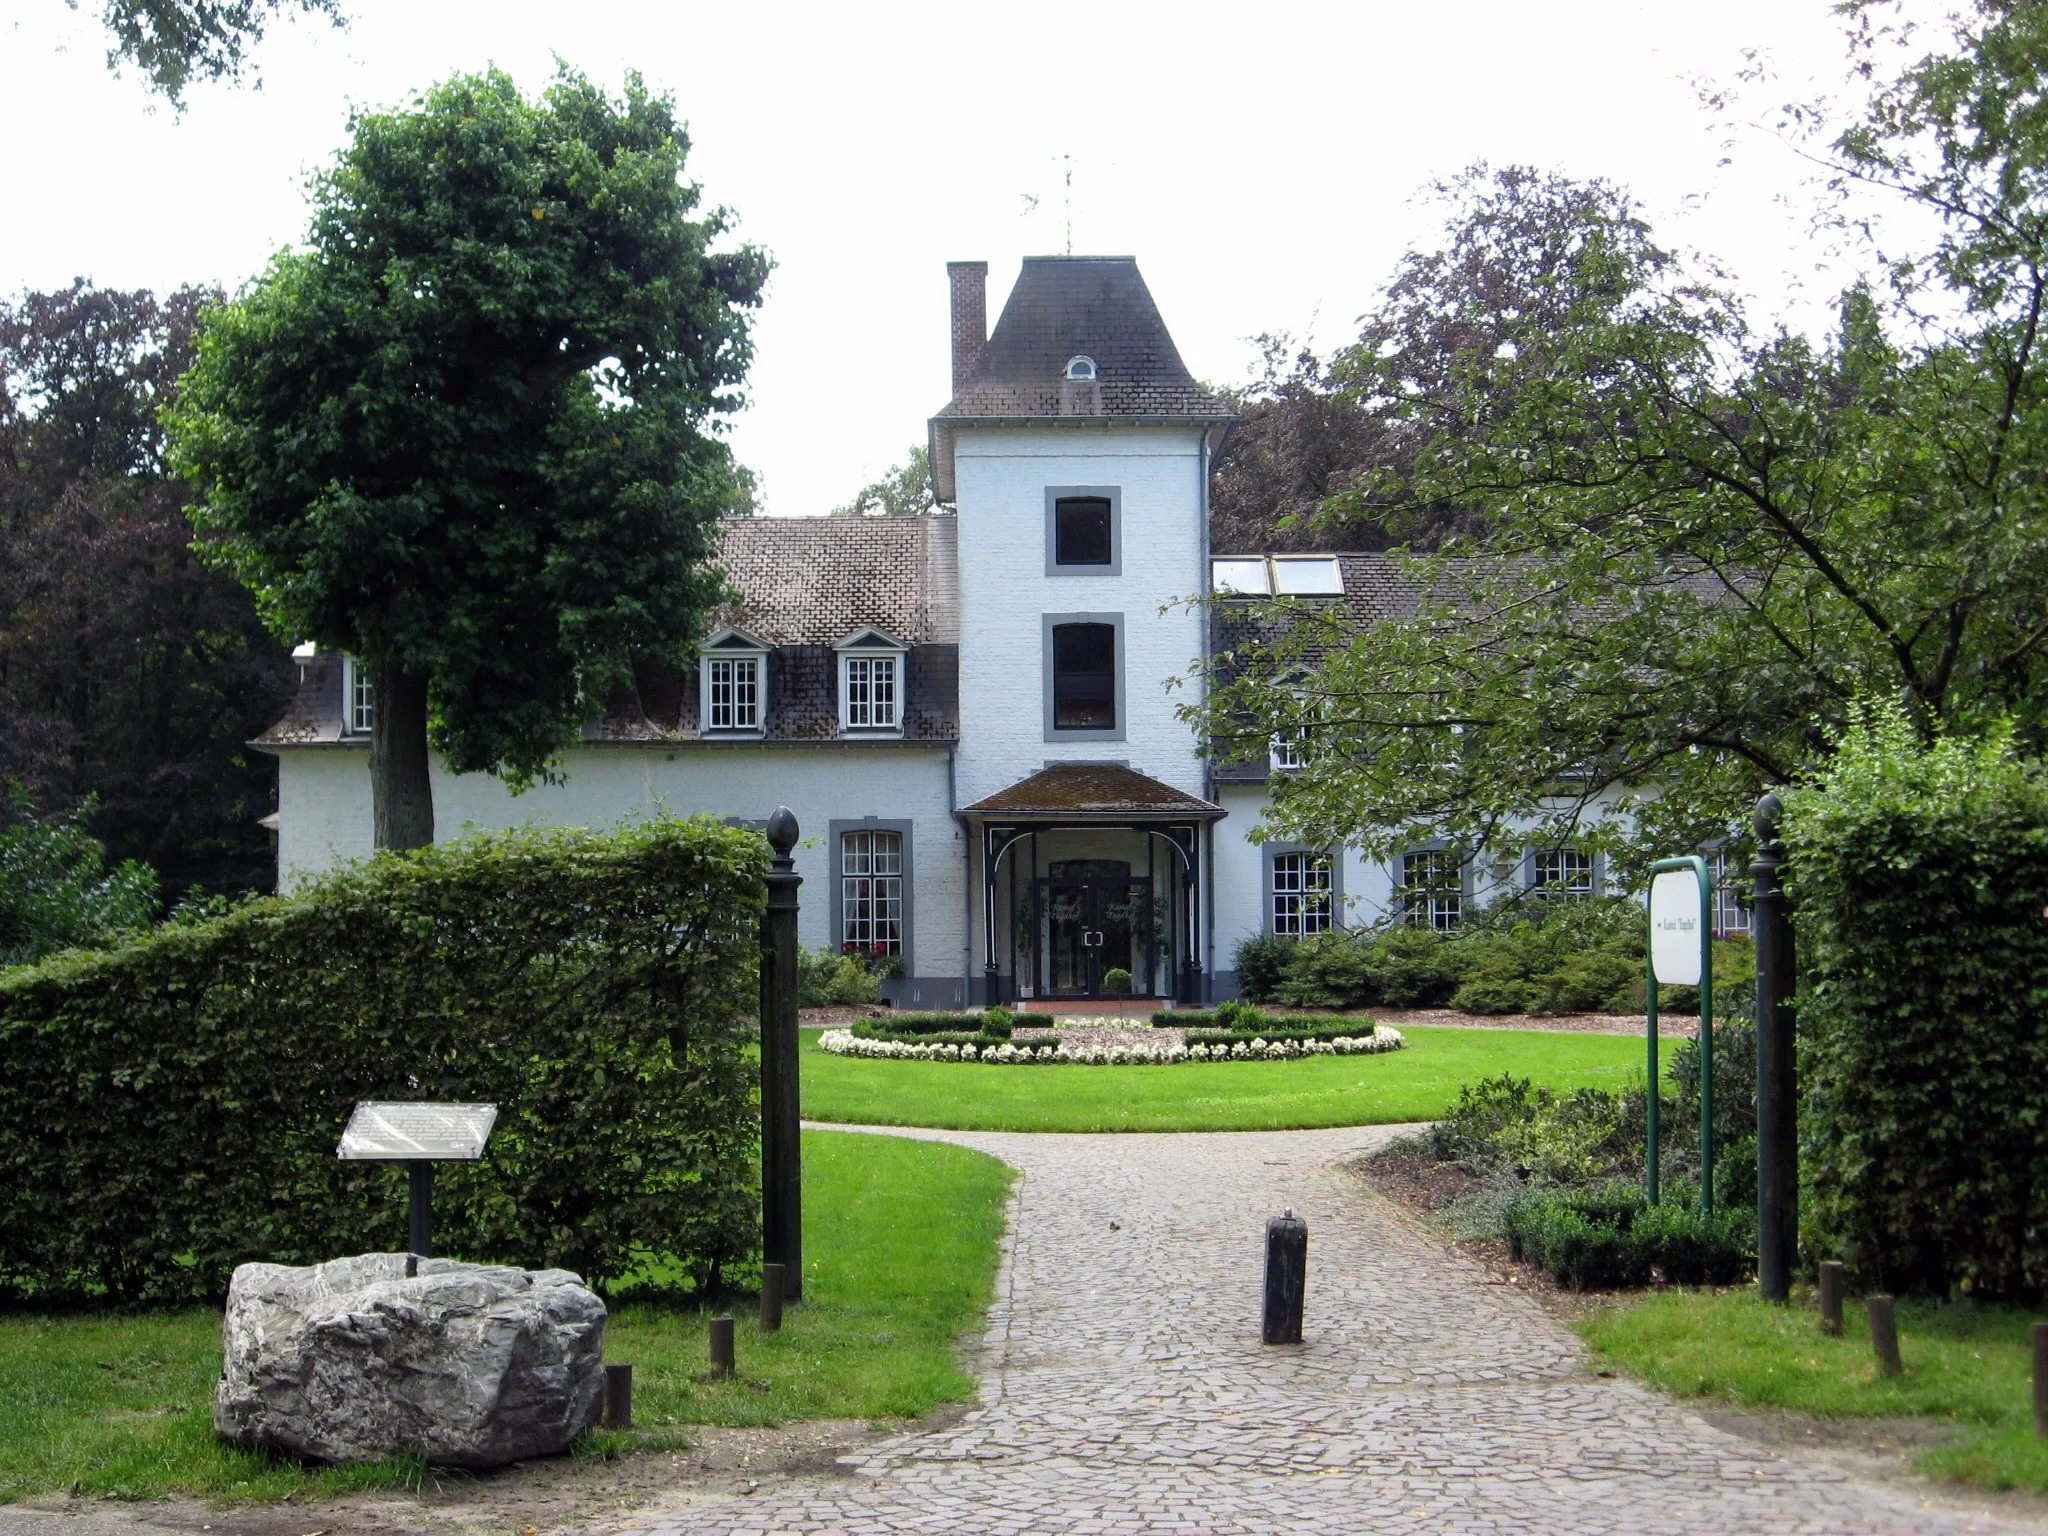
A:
1208;338;1386;554
169;67;769;850
831;444;937;517
1196;16;2048;880
0;281;294;898
68;0;342;104
0;782;159;966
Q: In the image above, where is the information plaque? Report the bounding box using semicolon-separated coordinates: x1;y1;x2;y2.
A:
337;1102;498;1162
1648;868;1705;986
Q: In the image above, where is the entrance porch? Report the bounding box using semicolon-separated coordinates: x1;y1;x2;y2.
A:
961;764;1225;1008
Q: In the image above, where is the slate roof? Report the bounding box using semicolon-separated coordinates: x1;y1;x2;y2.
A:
961;763;1225;820
256;515;964;748
935;257;1234;423
712;515;959;645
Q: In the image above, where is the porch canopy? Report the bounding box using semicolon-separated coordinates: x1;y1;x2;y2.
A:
960;764;1225;1007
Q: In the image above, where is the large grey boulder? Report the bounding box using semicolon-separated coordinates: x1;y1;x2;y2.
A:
214;1253;607;1467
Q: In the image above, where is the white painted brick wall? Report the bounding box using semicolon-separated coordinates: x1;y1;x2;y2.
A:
275;744;967;979
952;423;1209;806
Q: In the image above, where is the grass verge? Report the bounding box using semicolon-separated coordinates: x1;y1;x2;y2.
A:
0;1128;1011;1505
801;1024;1648;1132
1580;1287;2048;1493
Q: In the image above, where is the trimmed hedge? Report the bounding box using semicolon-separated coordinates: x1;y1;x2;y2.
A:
0;817;765;1306
1784;712;2048;1298
849;1024;1049;1050
1504;1186;1754;1290
859;1010;1013;1038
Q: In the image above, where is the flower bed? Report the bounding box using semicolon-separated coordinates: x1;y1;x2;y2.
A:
816;1027;1404;1065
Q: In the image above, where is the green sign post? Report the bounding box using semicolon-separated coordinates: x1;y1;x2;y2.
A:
1645;855;1714;1213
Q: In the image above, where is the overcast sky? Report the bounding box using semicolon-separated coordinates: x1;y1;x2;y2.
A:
1;0;1927;514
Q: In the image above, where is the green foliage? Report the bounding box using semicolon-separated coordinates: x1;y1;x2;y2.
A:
822;954;882;1007
0;785;159;968
850;1010;1025;1048
1231;932;1297;1002
0;815;764;1306
1197;18;2048;874
797;944;841;1008
1783;707;2048;1297
1101;966;1133;994
1183;1024;1376;1048
1504;1186;1753;1289
829;445;938;519
167;67;769;794
87;0;342;105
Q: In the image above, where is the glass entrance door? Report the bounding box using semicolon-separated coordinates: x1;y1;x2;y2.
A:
1038;877;1158;998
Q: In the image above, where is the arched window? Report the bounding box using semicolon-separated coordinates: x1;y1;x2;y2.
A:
1064;355;1097;381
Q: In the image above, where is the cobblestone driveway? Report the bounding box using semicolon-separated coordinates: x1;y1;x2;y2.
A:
629;1123;2037;1536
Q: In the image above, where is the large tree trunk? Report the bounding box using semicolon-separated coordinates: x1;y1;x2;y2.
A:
370;665;434;851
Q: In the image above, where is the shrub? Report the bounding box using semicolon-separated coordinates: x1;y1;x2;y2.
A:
1525;948;1638;1014
0;817;765;1306
1275;932;1380;1009
1232;932;1296;1003
1784;710;2048;1297
1504;1186;1753;1290
1362;927;1465;1007
1448;954;1534;1014
797;944;841;1008
1183;1023;1376;1048
0;784;160;969
823;954;883;1006
1102;966;1132;994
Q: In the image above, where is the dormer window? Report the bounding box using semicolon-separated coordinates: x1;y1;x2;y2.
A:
835;627;909;735
341;656;374;735
1064;355;1097;381
700;628;770;734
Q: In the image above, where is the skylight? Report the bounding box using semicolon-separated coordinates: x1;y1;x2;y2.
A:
1273;557;1344;595
1210;556;1345;597
1211;558;1270;596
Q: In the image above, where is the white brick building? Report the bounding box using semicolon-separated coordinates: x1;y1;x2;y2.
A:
262;256;1597;1006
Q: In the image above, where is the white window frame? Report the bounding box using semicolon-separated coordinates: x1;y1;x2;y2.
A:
1270;727;1307;771
1709;849;1751;937
1528;847;1597;899
699;629;769;734
840;828;904;955
1400;848;1464;931
342;656;375;735
1271;852;1334;936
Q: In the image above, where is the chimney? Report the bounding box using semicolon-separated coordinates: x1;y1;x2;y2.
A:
947;261;987;397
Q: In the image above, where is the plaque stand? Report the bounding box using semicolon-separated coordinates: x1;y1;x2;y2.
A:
409;1160;434;1258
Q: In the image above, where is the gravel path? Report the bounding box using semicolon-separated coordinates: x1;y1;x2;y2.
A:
623;1123;2038;1536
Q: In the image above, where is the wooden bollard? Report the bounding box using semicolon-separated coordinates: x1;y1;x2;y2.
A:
761;1262;786;1333
709;1315;736;1379
2033;1322;2047;1440
601;1362;632;1429
1867;1295;1902;1376
1818;1261;1845;1336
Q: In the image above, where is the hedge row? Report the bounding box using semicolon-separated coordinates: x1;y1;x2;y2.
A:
1182;1025;1379;1048
1784;713;2048;1298
1504;1187;1754;1290
0;817;766;1306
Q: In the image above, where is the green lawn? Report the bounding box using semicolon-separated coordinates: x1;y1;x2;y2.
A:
1581;1288;2048;1493
800;1024;1648;1132
0;1128;1011;1505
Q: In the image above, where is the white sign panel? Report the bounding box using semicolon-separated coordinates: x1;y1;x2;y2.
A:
1648;869;1705;986
338;1102;498;1161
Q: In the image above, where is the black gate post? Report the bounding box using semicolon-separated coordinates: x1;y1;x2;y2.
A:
760;808;804;1301
1751;792;1798;1303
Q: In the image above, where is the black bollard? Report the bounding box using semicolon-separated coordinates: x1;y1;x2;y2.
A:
709;1315;736;1379
760;1263;786;1333
1262;1209;1307;1345
601;1362;633;1429
1818;1261;1844;1336
1868;1295;1902;1376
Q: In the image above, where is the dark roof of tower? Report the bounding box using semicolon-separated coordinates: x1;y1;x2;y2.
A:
935;257;1233;421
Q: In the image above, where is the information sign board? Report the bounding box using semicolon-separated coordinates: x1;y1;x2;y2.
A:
1649;868;1705;985
337;1102;497;1161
